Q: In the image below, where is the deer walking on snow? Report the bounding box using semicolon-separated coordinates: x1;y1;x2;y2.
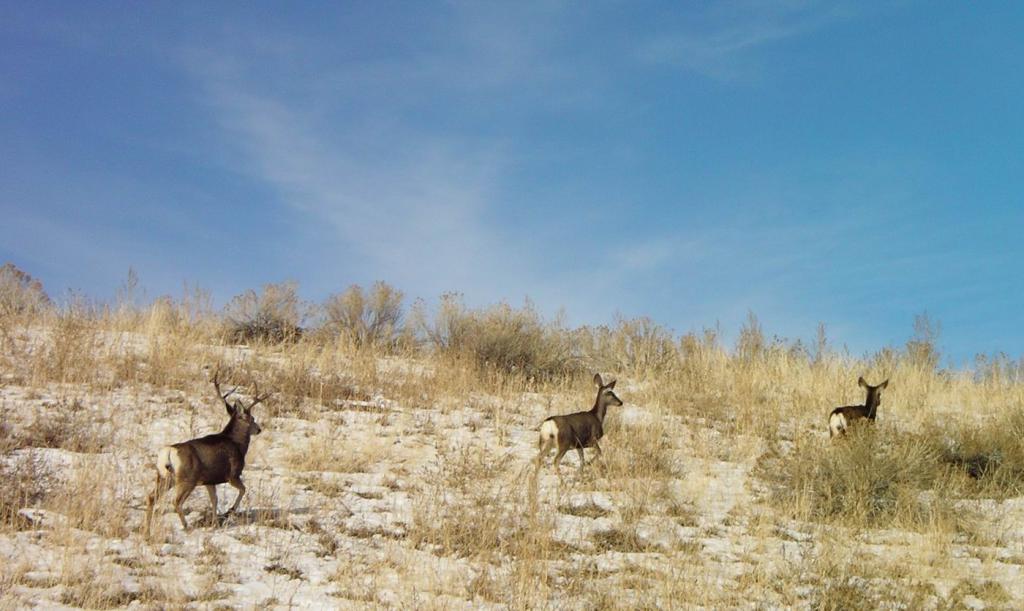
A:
828;376;889;438
534;373;623;477
144;371;269;537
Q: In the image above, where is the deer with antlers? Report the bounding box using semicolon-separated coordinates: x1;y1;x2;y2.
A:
144;370;270;536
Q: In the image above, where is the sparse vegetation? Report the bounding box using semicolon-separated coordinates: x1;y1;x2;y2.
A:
760;426;965;532
320;281;405;349
0;262;51;318
224;281;304;344
1;272;1023;608
417;293;581;381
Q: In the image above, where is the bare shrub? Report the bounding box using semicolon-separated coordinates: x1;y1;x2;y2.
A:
418;294;579;382
0;452;55;528
137;289;218;340
320;282;404;349
0;263;51;318
224;281;304;344
905;312;942;372
576;316;677;376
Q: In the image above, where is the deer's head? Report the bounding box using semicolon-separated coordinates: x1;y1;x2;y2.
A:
858;376;889;407
594;373;624;408
214;370;269;436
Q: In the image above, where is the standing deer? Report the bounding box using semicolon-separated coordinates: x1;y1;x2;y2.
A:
828;376;889;438
144;371;269;536
534;373;623;477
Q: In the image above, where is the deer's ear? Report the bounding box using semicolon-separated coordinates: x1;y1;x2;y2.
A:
858;376;868;388
225;402;235;416
593;373;604;387
880;379;889;389
606;379;616;390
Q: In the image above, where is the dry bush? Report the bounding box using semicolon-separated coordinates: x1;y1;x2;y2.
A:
417;293;579;382
1;282;220;392
0;452;55;529
224;281;304;344
760;426;966;532
319;282;405;349
133;289;218;340
575;316;678;377
0;263;51;318
940;408;1024;497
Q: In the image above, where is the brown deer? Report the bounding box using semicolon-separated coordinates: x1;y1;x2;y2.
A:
828;376;889;438
144;371;269;536
534;373;623;477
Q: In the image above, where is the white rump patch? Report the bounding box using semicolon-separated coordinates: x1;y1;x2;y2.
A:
828;413;847;438
539;419;559;442
156;445;180;480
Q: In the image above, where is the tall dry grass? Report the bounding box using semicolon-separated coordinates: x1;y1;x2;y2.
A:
2;270;1024;607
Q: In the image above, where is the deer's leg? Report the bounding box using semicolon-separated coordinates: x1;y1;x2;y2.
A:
172;479;197;531
534;437;554;472
144;471;170;537
552;445;570;482
590;442;602;465
576;447;586;473
205;485;219;521
226;476;246;514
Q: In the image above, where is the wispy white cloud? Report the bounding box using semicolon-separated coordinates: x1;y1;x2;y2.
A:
636;1;859;81
178;10;612;315
190;69;504;295
174;6;661;321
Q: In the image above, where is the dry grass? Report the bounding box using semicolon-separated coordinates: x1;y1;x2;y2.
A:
760;426;967;532
285;426;388;474
1;280;1023;607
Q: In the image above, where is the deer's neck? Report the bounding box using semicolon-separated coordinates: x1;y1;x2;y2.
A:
865;395;880;419
222;420;252;454
591;399;608;424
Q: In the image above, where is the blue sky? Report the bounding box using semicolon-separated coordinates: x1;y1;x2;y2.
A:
2;2;1022;363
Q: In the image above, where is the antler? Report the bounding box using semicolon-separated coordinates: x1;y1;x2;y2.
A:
247;380;272;410
212;368;240;409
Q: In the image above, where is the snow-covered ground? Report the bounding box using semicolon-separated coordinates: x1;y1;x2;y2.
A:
2;336;1023;608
